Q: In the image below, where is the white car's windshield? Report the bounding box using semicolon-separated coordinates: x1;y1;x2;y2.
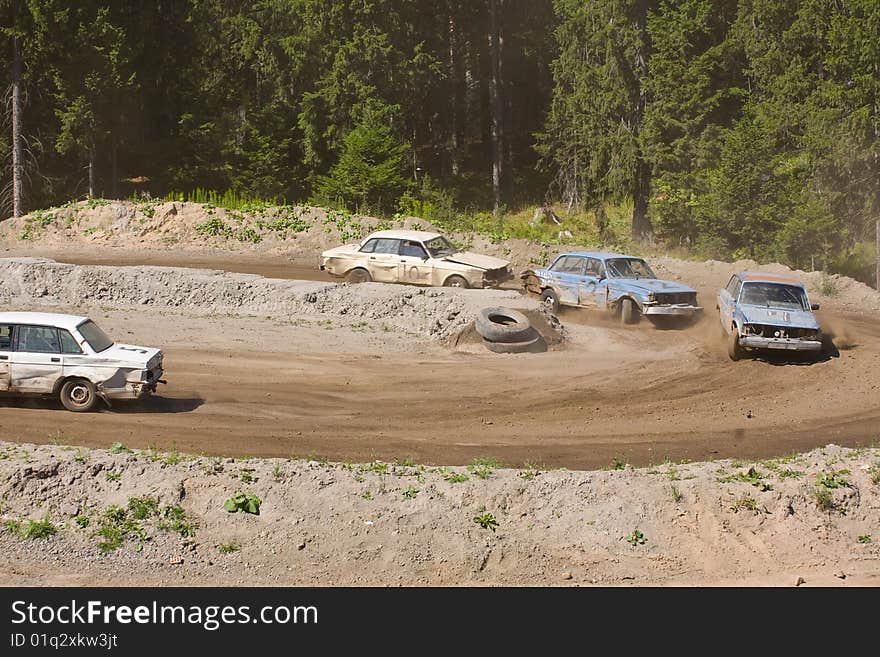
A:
740;283;808;310
77;320;114;353
606;258;656;279
424;236;457;257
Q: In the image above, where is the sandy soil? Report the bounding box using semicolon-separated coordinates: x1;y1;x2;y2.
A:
0;441;877;586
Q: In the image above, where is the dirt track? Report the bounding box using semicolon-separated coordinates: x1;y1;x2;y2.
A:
1;296;877;470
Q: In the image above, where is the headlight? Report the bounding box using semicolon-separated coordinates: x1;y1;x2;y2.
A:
646;293;656;302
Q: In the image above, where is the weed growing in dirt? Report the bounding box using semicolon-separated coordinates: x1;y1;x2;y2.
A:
468;457;501;480
272;464;284;482
203;458;225;476
868;463;880;486
361;461;389;475
610;456;627;470
239;468;257;484
97;505;147;553
218;542;241;554
105;471;121;482
75;515;90;529
671;485;683;503
21;517;58;540
624;529;647;547
361;491;374;501
74;450;86;464
108;442;131;454
812;487;836;512
816;472;849;489
719;467;772;491
127;497;158;520
858;534;872;544
401;486;419;500
777;469;804;479
472;512;499;532
223;493;261;515
159;506;196;538
442;470;468;483
3;519;22;535
820;275;839;297
730;496;758;512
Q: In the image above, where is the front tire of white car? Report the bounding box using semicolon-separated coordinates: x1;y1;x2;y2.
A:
60;378;98;413
444;275;469;289
345;268;372;284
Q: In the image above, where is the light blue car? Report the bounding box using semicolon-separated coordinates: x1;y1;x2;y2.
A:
522;251;702;324
717;272;823;360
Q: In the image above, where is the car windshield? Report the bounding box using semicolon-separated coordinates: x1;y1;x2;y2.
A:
606;258;656;279
77;319;114;353
740;283;808;310
424;236;457;257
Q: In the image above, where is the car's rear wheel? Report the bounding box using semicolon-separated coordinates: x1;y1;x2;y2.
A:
727;327;744;361
444;275;469;289
540;289;559;314
60;378;98;412
345;268;371;284
620;298;639;325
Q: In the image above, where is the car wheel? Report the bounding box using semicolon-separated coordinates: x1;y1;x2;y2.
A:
620;298;639;325
345;268;372;284
540;289;559;314
475;307;534;343
727;327;744;361
60;378;98;412
444;275;469;288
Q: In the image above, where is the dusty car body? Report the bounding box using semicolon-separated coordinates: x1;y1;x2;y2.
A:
522;251;702;323
320;229;513;288
0;312;164;411
718;272;823;360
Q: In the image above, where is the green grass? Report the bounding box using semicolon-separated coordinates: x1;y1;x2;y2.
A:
671;485;683;503
718;466;773;491
624;529;647;547
218;542;241;554
19;517;58;540
467;457;502;480
730;496;758;512
108;442;131;454
472;512;499;532
858;534;872;544
401;486;419;500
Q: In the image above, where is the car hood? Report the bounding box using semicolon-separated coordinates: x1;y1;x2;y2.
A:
322;244;360;257
87;344;163;368
739;305;819;329
442;252;510;270
613;278;695;294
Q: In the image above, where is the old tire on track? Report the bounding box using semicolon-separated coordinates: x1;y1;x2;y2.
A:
482;332;542;354
475;306;534;343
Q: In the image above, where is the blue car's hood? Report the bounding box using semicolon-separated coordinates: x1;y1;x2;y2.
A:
739;305;819;329
612;278;695;294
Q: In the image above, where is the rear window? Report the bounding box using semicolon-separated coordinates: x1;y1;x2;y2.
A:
0;325;12;351
77;320;114;353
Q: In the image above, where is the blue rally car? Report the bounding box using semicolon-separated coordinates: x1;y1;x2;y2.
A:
718;272;823;360
522;252;702;324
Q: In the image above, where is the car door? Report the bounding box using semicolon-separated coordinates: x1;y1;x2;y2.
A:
9;325;64;392
550;256;586;305
0;324;12;391
718;276;740;331
365;238;402;282
577;258;605;308
397;240;432;285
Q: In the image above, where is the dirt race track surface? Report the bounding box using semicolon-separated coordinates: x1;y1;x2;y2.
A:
0;262;878;470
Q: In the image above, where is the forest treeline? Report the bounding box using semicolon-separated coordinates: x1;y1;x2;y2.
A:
1;1;878;280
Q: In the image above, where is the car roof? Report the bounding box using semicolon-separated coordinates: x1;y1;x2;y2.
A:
0;312;89;331
555;251;640;261
735;272;804;286
363;229;442;242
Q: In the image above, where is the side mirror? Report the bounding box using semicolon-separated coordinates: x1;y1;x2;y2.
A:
811;303;820;311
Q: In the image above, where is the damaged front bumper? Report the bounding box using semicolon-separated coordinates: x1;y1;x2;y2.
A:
481;268;514;288
643;304;703;316
739;336;822;351
99;366;165;400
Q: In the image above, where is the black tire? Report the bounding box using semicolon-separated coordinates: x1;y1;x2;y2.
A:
60;378;98;412
727;327;744;361
620;297;639;325
540;289;560;314
482;332;542;354
444;275;469;289
475;307;534;343
345;268;371;284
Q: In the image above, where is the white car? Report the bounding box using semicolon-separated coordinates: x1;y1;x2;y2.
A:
320;229;513;288
0;312;165;412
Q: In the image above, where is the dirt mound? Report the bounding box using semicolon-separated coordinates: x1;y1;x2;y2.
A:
4;200;877;316
0;257;533;341
1;441;877;586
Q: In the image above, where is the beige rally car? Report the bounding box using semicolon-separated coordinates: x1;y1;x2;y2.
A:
320;229;513;288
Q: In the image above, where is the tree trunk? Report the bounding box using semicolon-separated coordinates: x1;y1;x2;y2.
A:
11;33;24;218
488;0;503;215
111;137;118;198
448;14;460;177
88;140;96;198
630;0;652;244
